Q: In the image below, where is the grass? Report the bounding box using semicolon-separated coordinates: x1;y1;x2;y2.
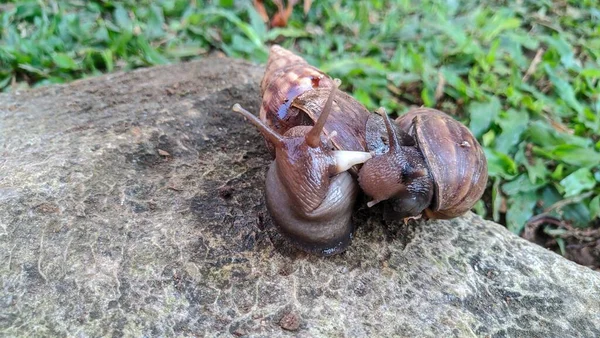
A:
1;0;599;258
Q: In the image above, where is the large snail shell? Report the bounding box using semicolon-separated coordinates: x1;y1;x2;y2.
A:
396;108;488;218
259;45;370;154
260;45;326;136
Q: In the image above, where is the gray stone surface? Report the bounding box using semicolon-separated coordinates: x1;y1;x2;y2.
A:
1;57;599;338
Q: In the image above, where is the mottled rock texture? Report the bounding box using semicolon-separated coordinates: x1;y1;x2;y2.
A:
1;57;599;338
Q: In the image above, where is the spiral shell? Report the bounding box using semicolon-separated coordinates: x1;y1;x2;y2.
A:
396;108;488;218
259;45;370;153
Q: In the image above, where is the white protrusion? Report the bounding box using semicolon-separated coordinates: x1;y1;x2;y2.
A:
332;151;372;174
367;200;380;208
327;130;338;142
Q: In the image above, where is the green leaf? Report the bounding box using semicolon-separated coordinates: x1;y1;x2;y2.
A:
421;87;434;107
484;148;518;179
114;5;133;33
527;120;591;148
556;238;566;256
266;28;310;41
482;130;495;147
539;144;600;168
541;187;592;228
515;142;547;183
551;164;565;181
502;174;544;196
559;168;597;197
145;4;165;39
0;75;11;90
492;178;502;222
203;8;264;48
353;88;376;108
495;109;528;154
483;15;521;42
137;37;169;65
468;96;501;138
506;191;538;234
580;68;600;78
18;64;47;76
166;45;207;58
590;195;600;220
320;57;387;77
101;49;113;72
246;3;267;42
544;64;584;115
53;53;78;69
541;35;579;70
94;23;110;42
473;200;487;218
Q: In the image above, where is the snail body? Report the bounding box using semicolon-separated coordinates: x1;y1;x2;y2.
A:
233;45;488;255
233;76;372;256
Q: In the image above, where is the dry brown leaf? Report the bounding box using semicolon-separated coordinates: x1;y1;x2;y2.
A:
545;115;574;134
434;72;446;101
256;0;308;28
271;0;299;28
253;0;269;23
304;0;312;15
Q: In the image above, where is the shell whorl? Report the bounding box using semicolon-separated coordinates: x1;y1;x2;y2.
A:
259;45;333;134
259;46;370;154
396;108;488;218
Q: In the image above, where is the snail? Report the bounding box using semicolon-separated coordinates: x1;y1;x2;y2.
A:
358;108;488;220
232;80;372;256
232;45;488;255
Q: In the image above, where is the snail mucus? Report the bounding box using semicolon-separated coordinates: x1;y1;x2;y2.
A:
232;45;488;256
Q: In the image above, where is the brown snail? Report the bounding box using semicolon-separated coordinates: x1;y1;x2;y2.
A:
232;46;372;256
358;108;488;220
232;45;488;255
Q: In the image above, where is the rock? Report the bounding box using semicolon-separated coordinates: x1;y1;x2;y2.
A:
279;311;301;331
1;57;599;338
